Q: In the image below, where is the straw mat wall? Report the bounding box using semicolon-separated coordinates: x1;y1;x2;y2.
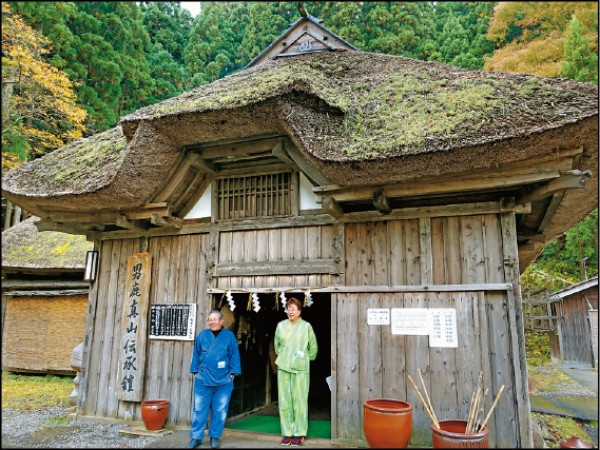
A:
2;295;87;373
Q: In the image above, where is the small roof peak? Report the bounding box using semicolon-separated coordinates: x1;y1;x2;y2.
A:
296;2;323;23
245;9;355;69
298;2;309;18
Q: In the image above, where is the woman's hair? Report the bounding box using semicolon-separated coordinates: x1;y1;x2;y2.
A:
287;297;303;310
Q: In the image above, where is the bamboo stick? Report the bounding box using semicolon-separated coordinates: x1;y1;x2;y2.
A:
407;374;440;429
475;388;489;432
466;388;480;433
466;391;475;432
467;372;484;433
417;369;439;428
479;385;505;431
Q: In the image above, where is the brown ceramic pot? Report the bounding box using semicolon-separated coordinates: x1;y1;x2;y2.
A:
141;399;169;431
431;419;488;448
363;398;413;448
559;435;594;448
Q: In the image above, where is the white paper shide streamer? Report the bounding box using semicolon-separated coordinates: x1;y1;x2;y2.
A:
251;292;260;312
226;290;235;311
304;289;313;307
280;291;287;309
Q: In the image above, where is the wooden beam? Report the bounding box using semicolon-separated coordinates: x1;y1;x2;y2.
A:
537;192;564;233
342;201;531;222
373;189;391;214
35;204;172;223
320;196;343;219
2;279;89;289
517;228;547;242
282;140;332;186
197;136;285;159
215;162;290;177
35;220;104;234
115;214;147;231
215;258;338;277
518;170;591;204
314;168;564;202
187;153;217;174
150;213;183;229
207;283;513;294
271;141;297;167
124;204;172;220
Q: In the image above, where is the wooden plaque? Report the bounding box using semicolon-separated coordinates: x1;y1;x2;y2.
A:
116;252;151;401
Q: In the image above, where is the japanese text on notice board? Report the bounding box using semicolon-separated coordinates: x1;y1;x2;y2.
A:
369;307;458;348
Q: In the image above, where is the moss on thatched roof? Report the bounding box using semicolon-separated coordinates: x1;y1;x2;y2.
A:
1;217;92;270
123;51;598;161
4;127;127;196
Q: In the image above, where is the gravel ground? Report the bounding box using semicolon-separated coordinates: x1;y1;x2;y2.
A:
2;366;597;448
1;406;163;449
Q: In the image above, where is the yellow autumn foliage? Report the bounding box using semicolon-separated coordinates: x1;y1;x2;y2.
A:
1;3;87;167
484;2;598;77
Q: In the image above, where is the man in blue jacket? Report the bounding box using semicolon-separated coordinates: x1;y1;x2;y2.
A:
188;309;241;449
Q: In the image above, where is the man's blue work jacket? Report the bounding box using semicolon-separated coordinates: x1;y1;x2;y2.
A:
190;328;241;386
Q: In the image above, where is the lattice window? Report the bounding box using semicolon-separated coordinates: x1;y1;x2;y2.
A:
522;295;560;331
215;172;292;220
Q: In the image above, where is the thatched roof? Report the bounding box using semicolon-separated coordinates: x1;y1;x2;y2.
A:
1;217;92;271
1;50;598;269
4;51;597;198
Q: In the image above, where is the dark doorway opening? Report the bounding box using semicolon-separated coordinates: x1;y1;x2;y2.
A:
212;292;331;422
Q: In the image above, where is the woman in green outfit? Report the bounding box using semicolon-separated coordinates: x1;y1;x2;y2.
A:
274;297;318;447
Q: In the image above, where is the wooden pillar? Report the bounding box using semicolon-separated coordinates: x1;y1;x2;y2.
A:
500;210;534;448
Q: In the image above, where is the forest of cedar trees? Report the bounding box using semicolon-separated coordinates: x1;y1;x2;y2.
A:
2;1;598;294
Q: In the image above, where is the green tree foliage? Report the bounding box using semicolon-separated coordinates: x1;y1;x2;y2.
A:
240;2;300;66
184;2;252;87
139;2;193;101
432;2;495;69
319;2;438;60
524;331;551;366
10;1;156;133
522;209;599;292
561;15;598;83
180;1;492;86
75;2;155;124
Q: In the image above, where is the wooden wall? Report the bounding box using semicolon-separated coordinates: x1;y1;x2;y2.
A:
79;234;209;425
78;212;531;447
79;227;334;427
214;225;335;289
549;286;598;368
2;294;87;373
333;215;529;448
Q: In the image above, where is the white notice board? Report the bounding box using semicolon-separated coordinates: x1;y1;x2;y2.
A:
390;308;429;335
367;308;390;325
428;308;458;348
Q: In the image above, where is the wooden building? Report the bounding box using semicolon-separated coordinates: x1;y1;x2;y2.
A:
2;15;598;448
1;217;91;374
548;277;599;369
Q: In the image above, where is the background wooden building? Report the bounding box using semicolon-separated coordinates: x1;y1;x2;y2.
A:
2;15;598;448
1;217;91;374
547;277;599;369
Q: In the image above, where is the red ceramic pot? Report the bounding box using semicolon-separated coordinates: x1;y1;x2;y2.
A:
431;419;488;449
363;398;413;448
141;399;169;431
